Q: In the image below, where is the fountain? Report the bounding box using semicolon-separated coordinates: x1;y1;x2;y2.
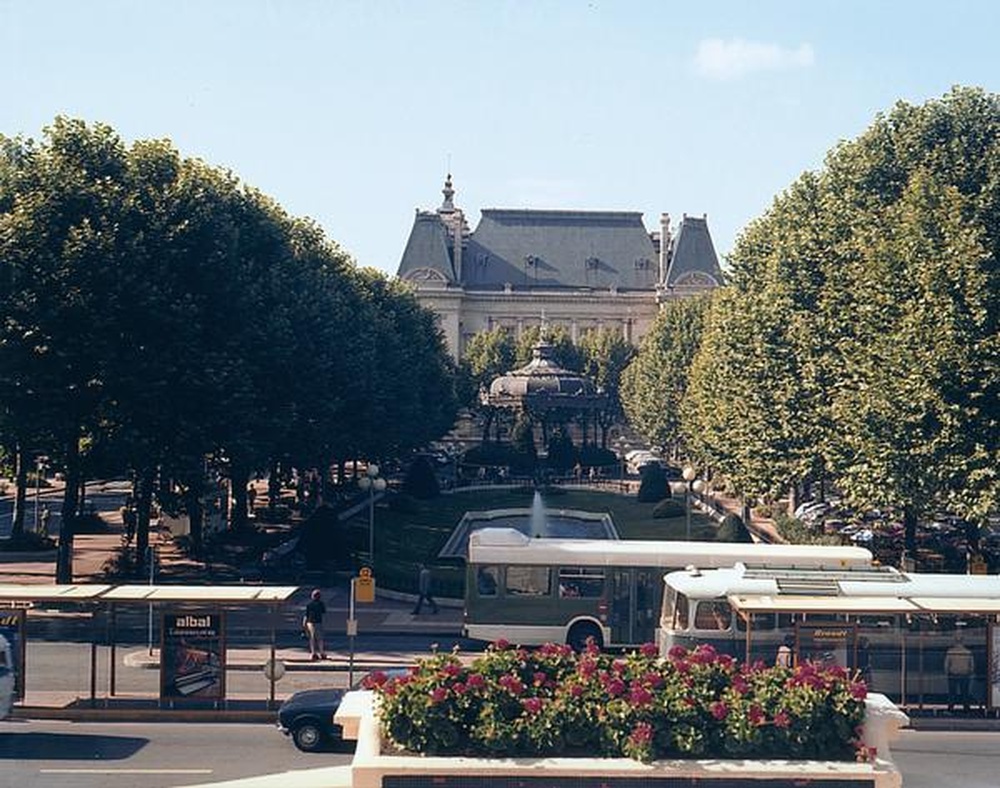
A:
437;488;619;558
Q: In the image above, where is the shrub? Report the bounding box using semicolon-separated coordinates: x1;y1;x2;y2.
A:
716;513;753;543
367;641;869;763
637;464;669;503
0;531;57;552
545;428;576;472
404;456;440;500
652;498;685;519
577;443;616;468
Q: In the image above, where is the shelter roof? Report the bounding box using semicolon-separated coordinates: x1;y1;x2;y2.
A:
100;585;300;603
486;341;606;410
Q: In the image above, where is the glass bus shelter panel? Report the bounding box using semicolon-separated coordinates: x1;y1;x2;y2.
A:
609;570;632;646
634;569;659;646
902;615;987;711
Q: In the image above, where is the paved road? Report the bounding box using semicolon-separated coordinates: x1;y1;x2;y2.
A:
0;479;130;539
0;719;345;788
0;722;996;788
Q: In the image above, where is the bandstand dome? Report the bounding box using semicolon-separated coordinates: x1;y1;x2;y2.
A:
485;341;607;411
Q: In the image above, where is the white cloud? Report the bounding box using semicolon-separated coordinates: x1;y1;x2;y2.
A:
693;38;815;80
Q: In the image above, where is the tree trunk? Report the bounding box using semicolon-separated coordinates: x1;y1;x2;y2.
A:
230;465;250;531
184;483;204;555
268;459;281;508
787;483;799;518
55;436;81;584
11;445;27;539
134;467;155;574
903;505;918;559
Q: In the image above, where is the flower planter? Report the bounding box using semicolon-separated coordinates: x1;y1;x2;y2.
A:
336;690;908;788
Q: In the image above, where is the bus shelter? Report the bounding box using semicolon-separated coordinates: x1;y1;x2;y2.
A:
729;593;1000;714
0;583;299;710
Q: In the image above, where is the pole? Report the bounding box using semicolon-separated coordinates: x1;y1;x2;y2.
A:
367;488;374;566
348;578;356;689
33;459;41;532
685;481;692;541
147;545;155;655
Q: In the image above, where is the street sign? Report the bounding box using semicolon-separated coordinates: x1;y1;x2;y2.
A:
262;658;286;681
355;568;375;603
346;618;358;637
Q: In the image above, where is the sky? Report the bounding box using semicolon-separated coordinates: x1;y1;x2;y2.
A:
4;0;1000;276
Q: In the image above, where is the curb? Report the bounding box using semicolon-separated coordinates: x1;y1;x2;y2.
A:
12;705;277;724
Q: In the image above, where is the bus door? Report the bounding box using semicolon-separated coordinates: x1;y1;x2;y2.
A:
609;569;659;645
609;570;633;645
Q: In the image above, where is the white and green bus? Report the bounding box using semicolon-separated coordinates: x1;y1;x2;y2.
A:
463;527;873;650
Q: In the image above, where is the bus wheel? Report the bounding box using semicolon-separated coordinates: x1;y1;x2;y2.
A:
567;623;603;652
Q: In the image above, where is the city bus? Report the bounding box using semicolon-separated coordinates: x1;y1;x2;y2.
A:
660;563;1000;711
463;527;873;650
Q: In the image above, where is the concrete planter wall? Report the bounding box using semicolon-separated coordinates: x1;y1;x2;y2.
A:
336;691;909;788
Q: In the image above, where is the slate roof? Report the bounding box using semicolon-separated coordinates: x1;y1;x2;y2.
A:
396;179;723;290
665;215;724;287
397;211;456;283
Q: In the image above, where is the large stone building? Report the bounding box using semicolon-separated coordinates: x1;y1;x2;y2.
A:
396;176;725;358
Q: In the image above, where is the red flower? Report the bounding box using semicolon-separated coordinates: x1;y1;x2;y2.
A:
442;663;462;677
569;682;584;697
849;681;868;700
521;697;544;714
643;671;664;688
578;658;598;679
773;710;791;728
452;682;466;695
606;677;626;697
629;684;653;707
668;645;687;660
494;638;511;650
629;721;653;746
641;642;659;658
709;701;728;720
465;673;485;690
731;675;749;695
612;659;627;675
748;704;765;725
430;686;448;704
361;671;388;689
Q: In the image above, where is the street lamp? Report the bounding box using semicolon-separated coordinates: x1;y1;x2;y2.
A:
682;464;706;541
358;464;386;567
33;456;47;533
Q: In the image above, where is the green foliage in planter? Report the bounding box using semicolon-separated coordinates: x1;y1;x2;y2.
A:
652;498;685;519
637;463;669;503
577;443;616;469
716;513;753;543
404;456;440;499
366;641;869;763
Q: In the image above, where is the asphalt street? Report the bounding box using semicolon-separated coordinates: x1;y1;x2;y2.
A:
0;722;997;788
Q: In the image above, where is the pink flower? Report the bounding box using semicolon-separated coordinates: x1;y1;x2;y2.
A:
629;721;653;746
494;639;510;650
849;681;868;700
578;658;598;679
773;710;791;728
521;697;544;714
691;644;718;665
465;673;485;690
709;701;728;720
451;682;466;695
731;675;749;695
748;704;765;725
361;671;388;689
430;686;448;704
533;671;549;687
442;663;462;677
606;678;626;697
569;683;584;697
629;684;653;707
643;671;664;689
612;659;627;675
668;645;687;660
641;642;659;658
498;674;524;696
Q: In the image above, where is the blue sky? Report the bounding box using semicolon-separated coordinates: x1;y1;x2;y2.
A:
4;1;1000;275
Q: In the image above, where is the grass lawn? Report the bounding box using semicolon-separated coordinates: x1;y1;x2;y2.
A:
342;485;718;598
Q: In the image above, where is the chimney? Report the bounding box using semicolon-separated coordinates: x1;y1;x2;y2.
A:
659;213;671;282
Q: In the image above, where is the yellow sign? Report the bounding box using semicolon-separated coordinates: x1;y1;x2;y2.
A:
355;572;375;603
971;555;988;575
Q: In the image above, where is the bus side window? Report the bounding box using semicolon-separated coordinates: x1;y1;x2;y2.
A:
671;592;689;631
477;566;499;596
737;612;776;632
506;566;551;596
695;602;731;631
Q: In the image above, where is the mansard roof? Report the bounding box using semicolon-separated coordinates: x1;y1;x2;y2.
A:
463;209;659;291
665;215;725;287
397;211;456;284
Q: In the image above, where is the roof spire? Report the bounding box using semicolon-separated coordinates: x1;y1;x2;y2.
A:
440;173;455;213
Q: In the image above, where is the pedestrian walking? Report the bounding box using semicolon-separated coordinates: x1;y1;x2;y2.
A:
39;505;51;536
412;563;438;615
303;589;327;660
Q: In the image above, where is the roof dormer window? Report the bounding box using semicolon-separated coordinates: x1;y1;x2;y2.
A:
585;256;600;270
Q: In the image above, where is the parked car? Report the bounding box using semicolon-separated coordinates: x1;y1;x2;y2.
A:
277;669;407;752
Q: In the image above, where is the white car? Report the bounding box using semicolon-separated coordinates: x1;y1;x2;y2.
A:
0;633;14;719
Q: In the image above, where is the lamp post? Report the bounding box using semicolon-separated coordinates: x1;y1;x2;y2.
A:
358;464;386;567
682;464;698;540
33;456;47;533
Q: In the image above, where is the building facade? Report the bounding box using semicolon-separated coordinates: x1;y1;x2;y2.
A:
396;176;725;358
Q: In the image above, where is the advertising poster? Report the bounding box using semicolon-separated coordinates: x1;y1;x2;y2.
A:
989;622;1000;709
160;611;225;702
0;608;26;700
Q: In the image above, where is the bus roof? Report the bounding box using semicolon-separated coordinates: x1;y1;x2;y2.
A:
467;528;872;570
664;564;1000;614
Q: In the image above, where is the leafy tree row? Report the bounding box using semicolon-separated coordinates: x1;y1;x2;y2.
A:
675;87;1000;552
0;118;457;580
